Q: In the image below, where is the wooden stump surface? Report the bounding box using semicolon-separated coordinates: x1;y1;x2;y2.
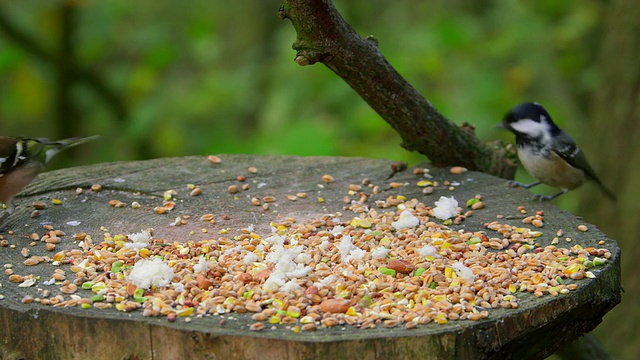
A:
0;155;621;360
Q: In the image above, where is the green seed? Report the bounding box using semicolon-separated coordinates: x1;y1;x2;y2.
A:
594;257;607;266
111;260;123;273
243;290;254;299
134;288;145;298
466;198;480;207
466;237;481;245
379;267;396;277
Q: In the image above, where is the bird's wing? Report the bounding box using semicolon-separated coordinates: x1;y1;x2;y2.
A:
551;135;597;178
552;134;616;201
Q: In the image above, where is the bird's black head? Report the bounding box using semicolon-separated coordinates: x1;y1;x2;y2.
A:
502;102;560;140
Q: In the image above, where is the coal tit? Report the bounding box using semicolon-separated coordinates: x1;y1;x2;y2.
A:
0;135;99;229
501;102;615;201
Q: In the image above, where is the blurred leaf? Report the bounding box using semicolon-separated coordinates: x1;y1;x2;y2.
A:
0;46;23;72
12;63;49;118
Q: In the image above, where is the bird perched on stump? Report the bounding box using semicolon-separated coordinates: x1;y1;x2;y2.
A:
0;136;99;229
501;102;615;201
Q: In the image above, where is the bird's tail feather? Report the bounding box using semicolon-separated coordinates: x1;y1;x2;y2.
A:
43;136;100;163
599;184;617;203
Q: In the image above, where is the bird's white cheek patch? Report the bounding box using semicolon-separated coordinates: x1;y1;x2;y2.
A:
510;119;546;137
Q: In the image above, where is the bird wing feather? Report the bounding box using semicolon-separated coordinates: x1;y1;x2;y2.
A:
551;134;616;201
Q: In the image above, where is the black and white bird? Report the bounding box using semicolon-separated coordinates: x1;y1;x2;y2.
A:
501;102;615;201
0;136;99;228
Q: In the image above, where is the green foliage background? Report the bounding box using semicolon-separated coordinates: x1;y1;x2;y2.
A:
0;1;600;167
1;0;631;358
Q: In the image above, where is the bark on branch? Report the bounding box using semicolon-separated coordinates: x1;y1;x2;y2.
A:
280;0;516;179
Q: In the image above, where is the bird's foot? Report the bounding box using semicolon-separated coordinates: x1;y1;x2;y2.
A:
532;194;553;201
508;180;542;189
507;180;526;188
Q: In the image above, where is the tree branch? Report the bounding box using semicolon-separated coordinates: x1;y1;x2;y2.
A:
280;0;516;178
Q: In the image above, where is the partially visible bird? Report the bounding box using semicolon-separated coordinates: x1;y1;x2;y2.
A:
0;136;99;228
501;102;615;201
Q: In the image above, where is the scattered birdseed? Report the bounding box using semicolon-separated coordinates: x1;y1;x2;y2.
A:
389;182;404;189
450;166;467;175
154;207;167;214
90;184;102;192
532;219;543;228
163;190;176;201
32;202;45;210
578;225;588;232
208;155;222;164
1;173;613;335
200;214;214;222
9;195;609;333
471;201;484;210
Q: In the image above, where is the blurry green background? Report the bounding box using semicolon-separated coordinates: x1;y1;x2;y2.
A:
0;0;600;171
0;0;637;358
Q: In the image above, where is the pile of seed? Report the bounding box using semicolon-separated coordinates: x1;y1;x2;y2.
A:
3;184;610;332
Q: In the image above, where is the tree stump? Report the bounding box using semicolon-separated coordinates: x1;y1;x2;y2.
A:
0;155;620;360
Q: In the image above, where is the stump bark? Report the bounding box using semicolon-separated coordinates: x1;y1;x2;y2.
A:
0;155;620;360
